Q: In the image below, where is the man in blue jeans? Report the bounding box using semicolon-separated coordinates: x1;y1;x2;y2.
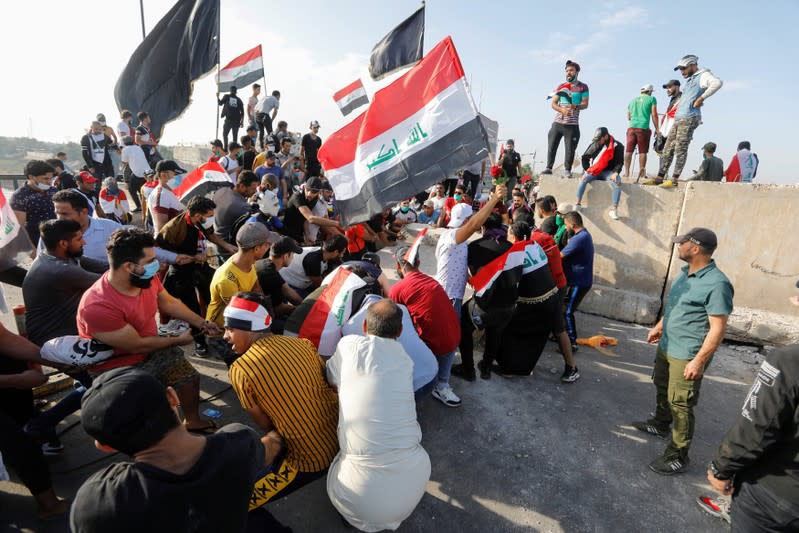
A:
560;211;594;350
575;127;625;220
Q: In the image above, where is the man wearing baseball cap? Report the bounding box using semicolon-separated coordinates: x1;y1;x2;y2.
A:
624;84;660;180
75;170;105;218
224;292;339;507
690;142;724;181
255;236;304;333
206;223;278;365
301;120;323;178
654;55;723;188
632;227;733;475
575;127;625;220
70;367;288;532
148;160;187;234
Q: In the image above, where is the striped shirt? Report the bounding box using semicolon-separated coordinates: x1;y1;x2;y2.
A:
229;335;339;473
554;81;589;125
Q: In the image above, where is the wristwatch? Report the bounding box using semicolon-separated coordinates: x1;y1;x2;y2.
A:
707;461;731;481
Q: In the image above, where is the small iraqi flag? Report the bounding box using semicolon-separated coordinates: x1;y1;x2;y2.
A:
218;45;264;92
333;79;369;117
318;36;490;226
169;161;232;203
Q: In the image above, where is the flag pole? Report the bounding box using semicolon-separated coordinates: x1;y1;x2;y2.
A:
215;3;221;141
139;0;146;40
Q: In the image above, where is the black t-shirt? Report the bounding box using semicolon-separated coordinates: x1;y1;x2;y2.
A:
241;150;256;172
303;249;337;278
468;236;516;308
70;424;264;533
501;150;522;177
255;258;286;310
220;94;245;122
283;192;317;243
57;171;77;190
301;134;322;166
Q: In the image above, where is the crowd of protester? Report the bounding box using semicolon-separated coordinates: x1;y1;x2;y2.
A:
0;56;794;533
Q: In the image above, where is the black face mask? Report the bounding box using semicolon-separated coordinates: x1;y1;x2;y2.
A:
129;273;154;289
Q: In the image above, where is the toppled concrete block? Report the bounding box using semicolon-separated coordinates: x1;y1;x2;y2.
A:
580;285;661;325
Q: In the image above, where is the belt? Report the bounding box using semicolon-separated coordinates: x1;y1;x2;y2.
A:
516;286;558;304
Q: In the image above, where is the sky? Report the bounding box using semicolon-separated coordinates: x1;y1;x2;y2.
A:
1;0;797;183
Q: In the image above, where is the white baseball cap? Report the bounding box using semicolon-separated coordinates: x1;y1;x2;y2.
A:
448;202;473;228
640;84;654;93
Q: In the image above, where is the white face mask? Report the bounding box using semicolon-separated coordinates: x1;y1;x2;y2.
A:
201;216;215;229
35;181;52;191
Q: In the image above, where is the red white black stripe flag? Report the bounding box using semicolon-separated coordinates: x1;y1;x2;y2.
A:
218;45;264;92
333;79;369;117
169;161;232;203
318;37;490;226
469;240;549;304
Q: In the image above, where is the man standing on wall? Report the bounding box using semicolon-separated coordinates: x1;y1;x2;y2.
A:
624;85;659;180
542;60;589;178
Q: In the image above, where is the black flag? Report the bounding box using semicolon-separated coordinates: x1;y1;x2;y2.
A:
368;5;425;81
114;0;220;139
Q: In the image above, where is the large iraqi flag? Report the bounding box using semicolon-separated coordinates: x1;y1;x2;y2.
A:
318;36;490;225
469;240;549;307
217;45;264;92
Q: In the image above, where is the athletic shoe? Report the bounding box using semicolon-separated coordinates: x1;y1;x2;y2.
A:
659;179;677;189
649;453;689;475
560;365;580;383
696;495;731;524
159;319;189;336
609;209;619;220
631;420;669;439
540;168;553;175
641;178;662;186
564;171;573;179
574;204;582;211
451;364;475;382
194;340;209;357
42;438;65;456
432;385;462;408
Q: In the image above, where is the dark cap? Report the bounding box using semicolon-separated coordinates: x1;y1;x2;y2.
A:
305;176;324;191
210;139;223;147
565;59;581;71
592;126;610;141
81;368;179;455
702;142;717;153
155;160;187;174
265;150;276;159
506;139;515;145
663;79;681;88
271;236;302;256
362;252;381;267
671;227;718;252
319;180;334;192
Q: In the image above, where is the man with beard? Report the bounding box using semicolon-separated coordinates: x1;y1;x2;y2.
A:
80;121;114;180
282;177;342;245
542;60;590;177
76;228;223;435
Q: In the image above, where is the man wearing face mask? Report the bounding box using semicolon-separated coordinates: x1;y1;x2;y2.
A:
542;60;590;177
11;160;57;248
76;227;224;435
157;197;236;356
80;121;114;181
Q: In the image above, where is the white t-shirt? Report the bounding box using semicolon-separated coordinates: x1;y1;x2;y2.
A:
147;186;183;234
434;228;469;299
218;155;239;183
121;145;151;177
392;207;418;224
279;246;322;290
326;334;431;532
118;121;132;140
430;196;446;211
247;96;258;117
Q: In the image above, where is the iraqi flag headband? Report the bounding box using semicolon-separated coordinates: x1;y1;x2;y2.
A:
224;296;272;332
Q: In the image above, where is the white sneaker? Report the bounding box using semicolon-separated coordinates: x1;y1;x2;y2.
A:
574;204;582;211
609;209;619;220
159;319;189;336
432;385;462;407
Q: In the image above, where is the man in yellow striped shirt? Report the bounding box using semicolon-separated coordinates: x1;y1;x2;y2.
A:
224;292;338;506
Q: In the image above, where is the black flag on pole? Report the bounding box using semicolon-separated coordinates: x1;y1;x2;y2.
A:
368;5;425;81
114;0;220;139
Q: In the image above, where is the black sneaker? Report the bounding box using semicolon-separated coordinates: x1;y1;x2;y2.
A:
631;421;669;439
540;168;553;175
450;364;475;382
560;365;580;383
477;360;491;380
649;453;690;475
194;341;209;357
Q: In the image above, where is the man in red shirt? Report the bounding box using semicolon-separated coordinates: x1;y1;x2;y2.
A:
389;246;461;407
77;227;224;434
437;184;467;228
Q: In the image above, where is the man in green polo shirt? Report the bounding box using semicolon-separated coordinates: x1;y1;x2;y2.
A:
624;84;659;180
632;227;733;475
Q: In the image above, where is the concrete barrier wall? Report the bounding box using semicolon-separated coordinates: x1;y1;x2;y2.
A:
668;182;799;345
535;177;799;345
537;177;685;324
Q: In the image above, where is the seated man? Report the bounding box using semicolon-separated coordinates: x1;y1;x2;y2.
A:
224;292;339;507
213;170;260;245
326;300;431;531
341;293;438;400
70;368;289;533
278;235;347;295
0;323;68;520
282;176;342;245
76;227;222;434
255;236;304;333
417;199;440;225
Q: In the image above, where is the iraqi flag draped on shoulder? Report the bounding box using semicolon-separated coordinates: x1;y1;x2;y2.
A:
168;161;232;204
318;37;491;226
284;268;367;357
333;79;369;117
217;45;264;92
469;240;549;307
